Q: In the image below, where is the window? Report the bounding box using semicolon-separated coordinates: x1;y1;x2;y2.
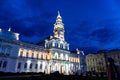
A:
30;63;32;69
32;53;34;58
0;61;2;67
26;52;29;58
24;63;27;69
60;54;64;60
3;61;7;68
65;45;68;50
65;54;68;60
54;53;58;59
55;43;58;47
37;54;39;59
20;51;23;57
17;62;21;69
35;64;38;69
60;44;63;48
40;64;42;69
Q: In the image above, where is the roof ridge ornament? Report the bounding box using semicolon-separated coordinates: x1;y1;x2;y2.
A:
8;27;11;32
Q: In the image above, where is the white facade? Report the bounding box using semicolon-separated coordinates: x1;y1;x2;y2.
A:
0;12;84;75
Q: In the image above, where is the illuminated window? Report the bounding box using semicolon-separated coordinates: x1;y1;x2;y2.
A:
60;54;64;60
32;53;34;59
26;52;29;58
37;54;39;59
17;62;21;69
41;54;43;59
54;53;58;59
3;61;7;68
49;53;52;60
46;54;48;59
20;51;23;57
65;54;68;60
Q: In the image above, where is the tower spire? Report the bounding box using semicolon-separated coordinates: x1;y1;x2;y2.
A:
54;11;65;40
58;11;60;17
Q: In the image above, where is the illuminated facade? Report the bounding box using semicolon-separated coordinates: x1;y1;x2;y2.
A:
86;53;106;72
86;50;120;73
0;11;86;75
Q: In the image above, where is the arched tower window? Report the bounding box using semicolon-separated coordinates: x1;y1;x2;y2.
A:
60;44;63;49
55;43;58;48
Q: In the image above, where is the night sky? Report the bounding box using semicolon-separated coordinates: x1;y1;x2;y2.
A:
0;0;120;54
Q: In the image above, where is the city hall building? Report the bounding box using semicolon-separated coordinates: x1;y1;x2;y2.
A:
0;12;86;75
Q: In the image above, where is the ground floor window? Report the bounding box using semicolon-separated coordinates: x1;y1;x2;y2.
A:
17;62;21;69
24;63;27;69
2;61;7;68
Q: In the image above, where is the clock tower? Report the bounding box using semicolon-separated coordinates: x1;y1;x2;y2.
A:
54;11;65;40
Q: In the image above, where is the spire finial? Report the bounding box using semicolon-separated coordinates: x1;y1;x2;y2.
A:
8;27;11;32
58;10;60;16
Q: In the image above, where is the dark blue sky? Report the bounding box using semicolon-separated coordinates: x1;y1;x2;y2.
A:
0;0;120;54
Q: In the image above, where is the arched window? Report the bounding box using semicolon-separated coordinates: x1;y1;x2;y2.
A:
0;61;2;67
37;54;39;59
60;54;64;60
3;61;7;68
24;63;27;69
65;45;68;50
40;64;42;69
32;53;34;59
54;53;58;59
35;64;38;69
46;54;48;59
17;62;21;69
20;51;23;57
26;52;29;58
30;63;32;69
55;43;58;48
41;53;43;59
65;54;68;60
60;44;63;49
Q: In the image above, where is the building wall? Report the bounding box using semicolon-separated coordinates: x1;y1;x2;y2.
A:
86;50;120;73
86;53;106;73
107;50;120;74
